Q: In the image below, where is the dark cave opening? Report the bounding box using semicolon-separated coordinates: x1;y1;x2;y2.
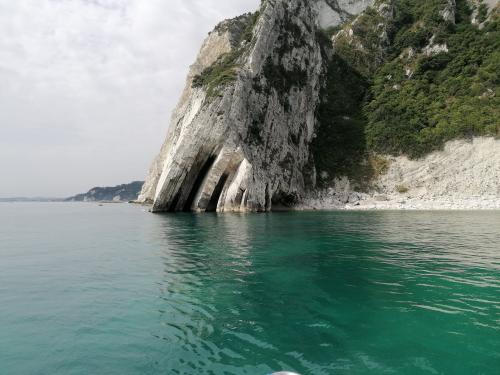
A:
168;191;182;212
206;173;229;212
183;155;216;212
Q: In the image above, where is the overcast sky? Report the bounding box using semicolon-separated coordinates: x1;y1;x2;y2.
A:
0;0;259;197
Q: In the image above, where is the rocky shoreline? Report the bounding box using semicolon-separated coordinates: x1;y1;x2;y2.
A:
300;193;500;211
302;137;500;211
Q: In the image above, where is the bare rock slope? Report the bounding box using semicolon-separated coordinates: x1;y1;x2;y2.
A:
302;137;500;210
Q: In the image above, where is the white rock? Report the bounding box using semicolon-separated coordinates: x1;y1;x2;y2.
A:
303;137;500;210
140;0;373;212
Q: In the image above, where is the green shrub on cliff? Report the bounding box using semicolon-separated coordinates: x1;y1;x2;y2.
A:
366;2;500;157
318;0;499;170
192;11;260;97
192;49;243;97
312;54;370;186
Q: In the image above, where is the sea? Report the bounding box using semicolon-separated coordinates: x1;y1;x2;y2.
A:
1;203;499;374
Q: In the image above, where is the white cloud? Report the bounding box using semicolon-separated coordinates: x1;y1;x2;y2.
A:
0;0;259;197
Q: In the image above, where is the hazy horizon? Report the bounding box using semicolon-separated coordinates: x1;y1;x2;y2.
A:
0;0;259;198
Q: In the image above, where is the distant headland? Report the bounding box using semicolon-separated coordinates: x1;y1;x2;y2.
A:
1;181;144;203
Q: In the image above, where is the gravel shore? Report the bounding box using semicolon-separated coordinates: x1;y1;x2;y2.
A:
301;137;500;211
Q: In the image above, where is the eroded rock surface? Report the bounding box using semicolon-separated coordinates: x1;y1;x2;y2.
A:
139;0;373;212
140;0;499;212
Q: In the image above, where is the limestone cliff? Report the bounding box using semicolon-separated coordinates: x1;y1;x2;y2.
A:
141;0;499;212
140;0;374;212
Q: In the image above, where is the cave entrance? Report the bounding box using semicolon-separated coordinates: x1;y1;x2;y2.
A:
206;173;229;212
183;155;216;212
271;191;298;211
168;191;182;212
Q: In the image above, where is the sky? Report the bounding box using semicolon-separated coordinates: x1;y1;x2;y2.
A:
0;0;259;197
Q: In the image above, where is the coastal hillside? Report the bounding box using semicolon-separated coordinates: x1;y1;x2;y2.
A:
66;181;144;202
140;0;499;212
314;0;500;187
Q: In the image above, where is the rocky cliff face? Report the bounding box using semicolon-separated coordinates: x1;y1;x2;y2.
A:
140;0;374;212
315;0;375;28
141;0;499;212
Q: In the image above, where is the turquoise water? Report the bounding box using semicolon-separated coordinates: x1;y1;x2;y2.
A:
1;204;499;374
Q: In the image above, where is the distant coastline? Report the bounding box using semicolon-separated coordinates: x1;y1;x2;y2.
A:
0;197;64;203
65;181;144;203
1;181;144;204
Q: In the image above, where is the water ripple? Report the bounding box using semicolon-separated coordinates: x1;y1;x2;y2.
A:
1;205;499;374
